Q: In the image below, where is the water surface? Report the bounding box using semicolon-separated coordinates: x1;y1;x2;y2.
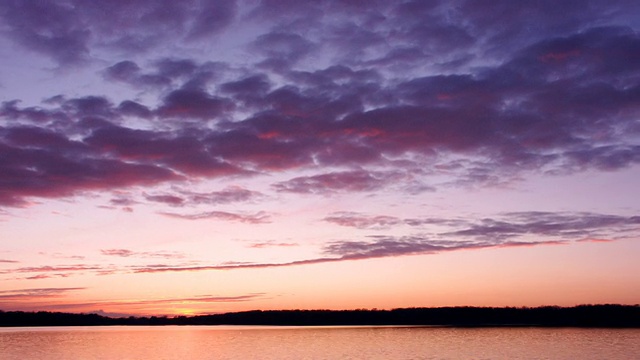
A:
1;325;638;359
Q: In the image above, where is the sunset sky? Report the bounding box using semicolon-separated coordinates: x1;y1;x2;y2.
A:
1;0;639;317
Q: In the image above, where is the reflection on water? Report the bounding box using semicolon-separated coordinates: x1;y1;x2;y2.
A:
1;326;638;359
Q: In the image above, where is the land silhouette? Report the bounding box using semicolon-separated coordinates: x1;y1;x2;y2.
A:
1;305;638;327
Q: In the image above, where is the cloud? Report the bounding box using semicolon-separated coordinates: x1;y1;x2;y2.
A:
0;290;263;314
248;241;299;248
320;235;566;260
251;32;315;69
1;265;104;275
156;88;233;120
323;212;402;229
50;253;86;260
131;293;265;305
0;140;181;207
103;60;171;88
1;1;639;208
0;1;90;65
187;186;263;205
0;259;18;263
273;170;401;194
0;1;239;66
323;211;640;242
0;287;86;300
144;194;186;207
187;0;237;40
575;238;615;243
447;212;640;241
0;264;118;280
129;210;639;274
3;210;633;278
130;237;566;274
161;210;271;224
131;257;342;273
143;186;263;207
103;58;219;91
100;249;186;259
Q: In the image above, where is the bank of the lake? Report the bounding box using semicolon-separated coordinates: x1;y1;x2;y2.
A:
1;305;638;327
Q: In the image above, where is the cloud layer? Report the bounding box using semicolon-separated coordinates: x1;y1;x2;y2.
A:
0;1;638;208
1;211;635;279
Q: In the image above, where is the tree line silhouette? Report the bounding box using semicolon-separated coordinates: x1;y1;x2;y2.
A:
1;305;638;327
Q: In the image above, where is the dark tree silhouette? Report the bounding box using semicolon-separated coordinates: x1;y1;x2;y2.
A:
1;305;638;327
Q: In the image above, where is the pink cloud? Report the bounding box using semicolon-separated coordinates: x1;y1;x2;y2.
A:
160;210;271;224
248;241;299;249
100;249;186;259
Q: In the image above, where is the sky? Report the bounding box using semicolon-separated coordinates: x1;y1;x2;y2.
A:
0;0;639;317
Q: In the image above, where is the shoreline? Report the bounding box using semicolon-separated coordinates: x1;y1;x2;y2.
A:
2;304;638;328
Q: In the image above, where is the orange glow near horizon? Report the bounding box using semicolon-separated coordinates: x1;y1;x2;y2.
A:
2;238;638;317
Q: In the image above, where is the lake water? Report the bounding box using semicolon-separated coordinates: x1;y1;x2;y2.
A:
1;326;638;359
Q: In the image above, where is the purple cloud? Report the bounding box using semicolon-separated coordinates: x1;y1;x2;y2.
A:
143;186;263;208
0;1;90;65
161;210;271;224
3;209;632;277
0;287;86;300
144;293;265;305
0;137;181;206
121;210;640;275
103;58;213;90
157;88;233;120
144;194;186;207
273;170;401;194
323;211;640;243
0;0;638;208
100;249;186;259
130;237;567;274
0;290;263;314
248;241;299;249
1;265;103;275
186;186;263;205
251;32;315;69
103;60;171;88
0;1;239;66
324;212;402;229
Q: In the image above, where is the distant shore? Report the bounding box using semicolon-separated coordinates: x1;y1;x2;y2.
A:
1;304;638;328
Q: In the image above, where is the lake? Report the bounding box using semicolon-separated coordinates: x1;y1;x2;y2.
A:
1;326;638;359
